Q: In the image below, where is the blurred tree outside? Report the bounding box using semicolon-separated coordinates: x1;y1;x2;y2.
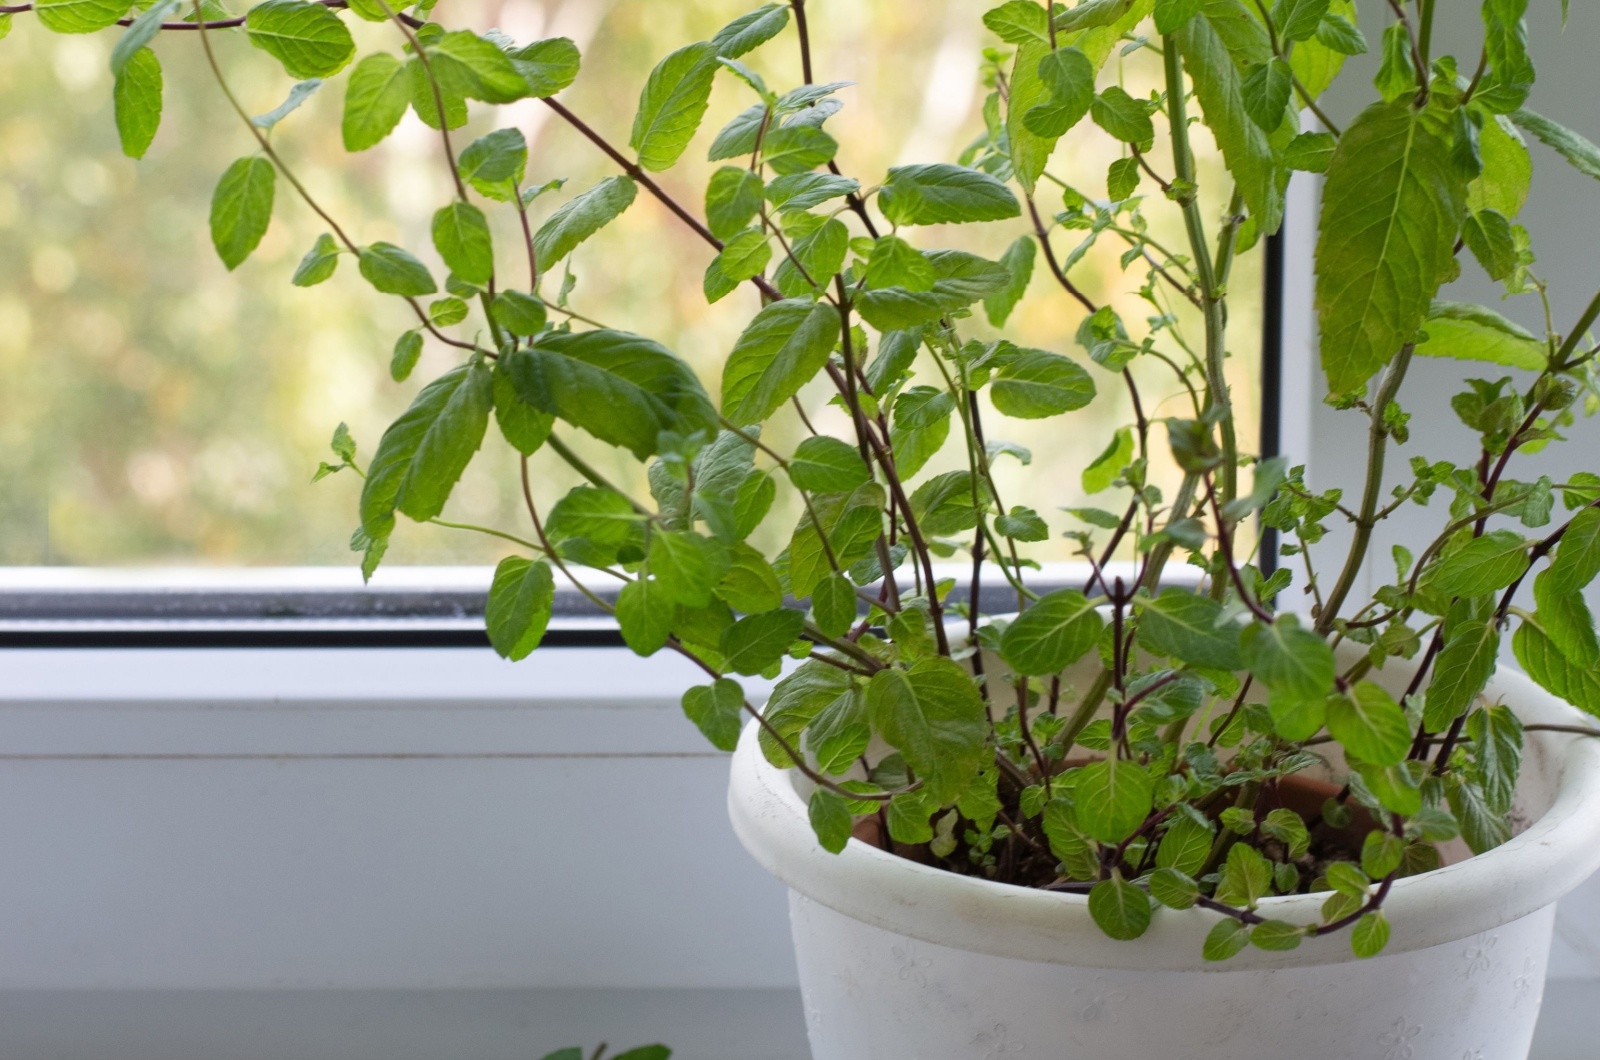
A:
0;0;1260;568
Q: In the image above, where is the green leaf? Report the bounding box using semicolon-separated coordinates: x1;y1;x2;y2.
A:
1283;131;1336;174
711;229;771;290
810;573;857;639
110;0;177;75
113;47;163;160
1174;11;1285;237
1430;530;1529;597
999;589;1103;676
863;235;935;292
983;1;1050;44
512;328;713;457
341;53;412;151
407;55;466;131
1359;762;1423;816
1148;866;1200;910
1262;807;1311;859
1268;688;1327;743
1215;842;1272;907
855;251;1011;331
762;125;838;175
1511;107;1600;182
491;290;547;336
1156;813;1213;875
456;127;529;201
390;329;423;382
1314;12;1366;57
209;156;276;272
1449;777;1512;853
1241;57;1293;132
1326;681;1411;767
432;202;495;286
1316;102;1467;392
1088;875;1152;941
424;30;529;103
491;362;552;455
649;530;731;607
713;3;790;58
721;299;840;426
533;176;638;270
683;678;746;751
1137;590;1244;670
808;788;854;854
877;163;1021;227
983;236;1035;328
1082;427;1134;494
718;543;783;614
705;166;765;241
1424;607;1501;731
615;578;676;656
1361;829;1403;878
485;557;555;661
995;505;1048;542
1106;156;1141;201
1074;758;1155;844
1272;0;1329;40
1468;115;1532;219
1415;301;1546;371
509;36;581;97
35;0;129;34
864;657;989;803
545;486;638;564
245;0;355;80
772;217;848;296
1514;612;1600;716
1203;918;1251;961
1468;704;1524;815
909;470;988;536
293;232;341;288
360;362;493;537
1242;615;1335;703
1461;209;1518;282
990;350;1096;419
1249;920;1304;952
721;607;805;676
789;436;871;493
810;687;870;775
767;172;859;213
1023;46;1095;138
1476;0;1535;114
786;483;884;598
1351;912;1390;958
630;41;719;172
358;242;436;297
1547;508;1600;595
1090;86;1154;146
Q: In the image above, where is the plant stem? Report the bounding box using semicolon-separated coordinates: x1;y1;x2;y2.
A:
1316;344;1414;632
1163;36;1235;505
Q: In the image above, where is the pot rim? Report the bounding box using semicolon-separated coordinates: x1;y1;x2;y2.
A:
728;659;1600;972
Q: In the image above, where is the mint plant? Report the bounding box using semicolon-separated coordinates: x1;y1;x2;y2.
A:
10;0;1600;960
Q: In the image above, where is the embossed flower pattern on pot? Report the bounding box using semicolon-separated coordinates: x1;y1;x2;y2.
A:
1379;1017;1422;1060
892;941;932;987
975;1022;1026;1058
1462;933;1498;979
1072;977;1128;1023
1512;956;1540;1008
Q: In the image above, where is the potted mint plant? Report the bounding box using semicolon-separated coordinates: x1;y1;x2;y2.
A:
11;0;1600;1056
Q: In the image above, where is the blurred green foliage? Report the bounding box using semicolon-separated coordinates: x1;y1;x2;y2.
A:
0;0;1257;567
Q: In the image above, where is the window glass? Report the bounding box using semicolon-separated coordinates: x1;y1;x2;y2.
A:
0;1;1259;568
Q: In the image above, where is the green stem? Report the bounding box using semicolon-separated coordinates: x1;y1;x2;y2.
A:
1163;37;1236;505
545;434;651;516
1316;344;1415;633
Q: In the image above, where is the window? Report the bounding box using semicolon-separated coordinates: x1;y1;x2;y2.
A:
0;1;1266;589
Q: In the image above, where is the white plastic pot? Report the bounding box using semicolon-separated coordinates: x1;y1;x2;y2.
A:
729;659;1600;1059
